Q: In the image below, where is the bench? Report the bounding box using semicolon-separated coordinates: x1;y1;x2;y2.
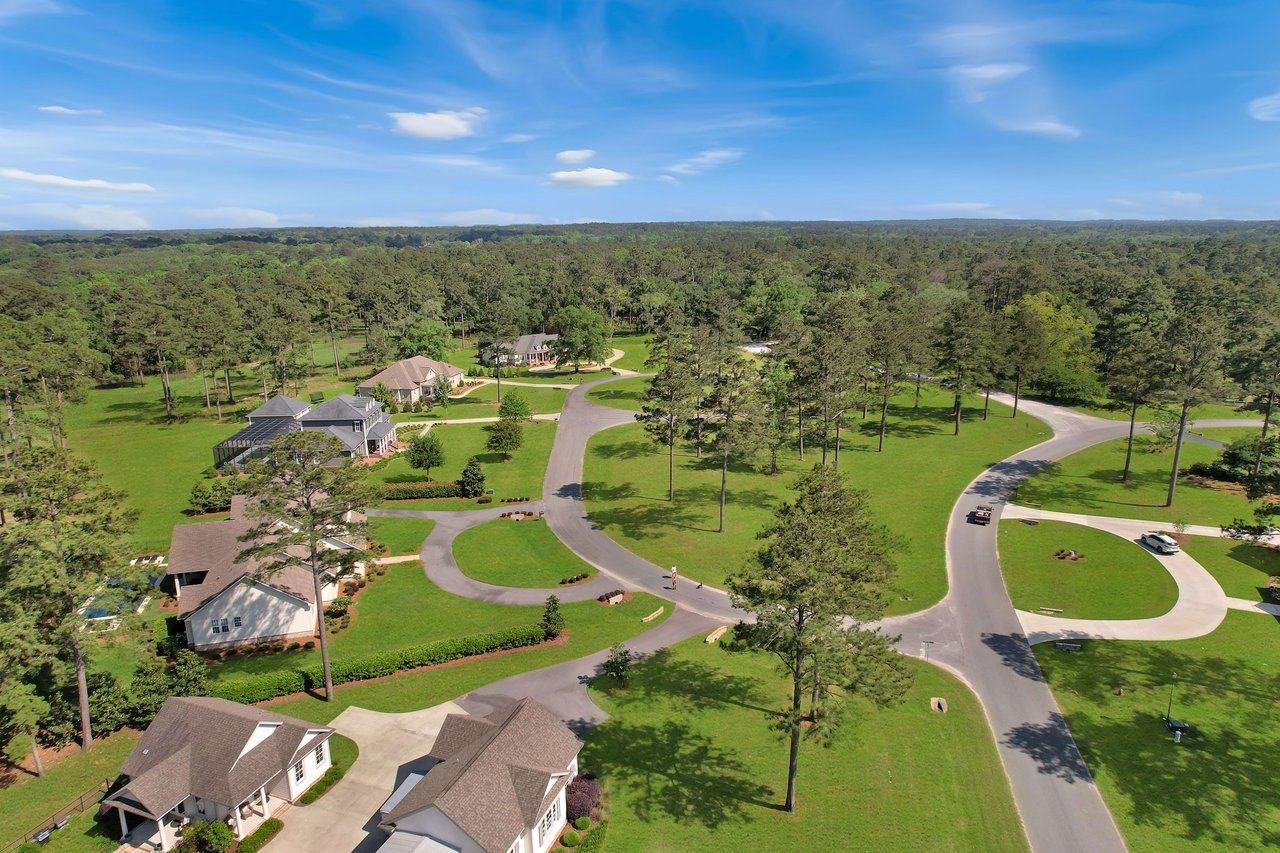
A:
1054;642;1082;652
705;626;728;644
641;606;664;623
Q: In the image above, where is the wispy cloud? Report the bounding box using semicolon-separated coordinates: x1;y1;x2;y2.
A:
437;208;537;225
183;207;280;227
20;202;149;229
1111;191;1204;207
555;149;595;164
1182;161;1280;177
667;148;743;175
0;167;155;192
1246;92;1280;121
409;154;507;174
38;105;103;116
0;0;61;23
658;174;679;184
389;107;487;140
548;167;631;187
994;118;1081;139
502;133;538;143
946;63;1030;103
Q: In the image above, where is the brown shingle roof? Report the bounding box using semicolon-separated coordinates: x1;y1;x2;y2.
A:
105;697;331;818
381;698;581;853
358;356;463;394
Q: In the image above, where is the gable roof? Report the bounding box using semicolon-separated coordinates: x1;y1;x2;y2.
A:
105;697;331;818
358;356;464;393
381;698;581;853
301;394;380;422
249;395;311;419
511;333;557;357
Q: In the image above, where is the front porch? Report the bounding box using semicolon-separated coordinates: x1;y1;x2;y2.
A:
113;787;291;851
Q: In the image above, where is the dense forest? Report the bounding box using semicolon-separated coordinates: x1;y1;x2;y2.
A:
1;219;1279;758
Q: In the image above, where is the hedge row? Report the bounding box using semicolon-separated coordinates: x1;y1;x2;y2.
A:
236;817;283;853
382;482;463;500
576;820;609;853
210;624;545;704
299;764;346;805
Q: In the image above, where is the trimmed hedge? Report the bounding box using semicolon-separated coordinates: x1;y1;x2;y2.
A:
382;482;463;500
211;624;545;704
235;817;283;853
575;820;608;853
299;765;345;805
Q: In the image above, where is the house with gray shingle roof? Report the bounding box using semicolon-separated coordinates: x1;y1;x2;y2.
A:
377;697;582;853
482;334;559;367
357;356;465;404
104;697;335;851
213;393;394;470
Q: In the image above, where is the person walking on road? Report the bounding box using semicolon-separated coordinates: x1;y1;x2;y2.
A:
670;565;678;589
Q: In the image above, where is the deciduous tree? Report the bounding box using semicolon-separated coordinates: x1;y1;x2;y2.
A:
406;431;445;480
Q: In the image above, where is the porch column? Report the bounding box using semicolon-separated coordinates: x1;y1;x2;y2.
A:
156;817;170;852
116;808;128;840
233;803;244;839
259;785;272;819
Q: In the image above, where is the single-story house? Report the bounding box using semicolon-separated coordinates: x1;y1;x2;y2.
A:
214;393;394;470
357;356;466;404
483;334;559;367
377;697;582;853
103;697;334;852
165;496;365;651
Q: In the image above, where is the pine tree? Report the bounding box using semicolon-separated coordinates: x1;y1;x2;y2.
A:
460;456;486;497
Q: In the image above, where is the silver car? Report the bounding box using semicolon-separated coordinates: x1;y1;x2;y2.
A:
1142;532;1180;554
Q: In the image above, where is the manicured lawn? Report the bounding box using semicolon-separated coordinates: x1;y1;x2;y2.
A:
998;520;1178;619
444;345;604;385
453;382;568;413
1181;536;1280;601
1066;399;1266;423
585;376;648;412
270;592;669;725
370;421;556;508
584;633;1027;853
1187;426;1265;445
28;811;119;853
1015;435;1254;527
1039;612;1280;852
0;729;138;849
453;519;596;588
584;387;1050;614
367;517;435;556
609;335;652;372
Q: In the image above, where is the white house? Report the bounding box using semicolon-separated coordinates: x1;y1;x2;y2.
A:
483;334;559;367
103;697;334;852
377;698;583;853
357;356;466;404
165;496;364;651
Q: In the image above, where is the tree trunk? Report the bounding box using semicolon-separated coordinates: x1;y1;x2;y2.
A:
797;402;804;461
1013;369;1022;419
40;376;57;446
495;366;502;405
914;374;922;408
312;564;335;701
200;362;211;409
983;389;991;421
224;368;234;404
1165;399;1191;507
29;728;43;776
785;644;804;813
330;321;341;378
833;414;842;469
953;392;962;436
1122;399;1139;482
1254;390;1274;480
73;640;92;749
54;379;67;448
718;448;728;533
861;380;868;419
878;394;889;452
668;433;675;501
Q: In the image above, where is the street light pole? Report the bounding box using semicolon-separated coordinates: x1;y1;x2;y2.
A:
1166;671;1178;720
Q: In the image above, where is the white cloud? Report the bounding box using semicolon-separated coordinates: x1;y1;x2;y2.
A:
555;149;596;164
38;105;103;116
658;175;679;184
437;208;537;225
184;207;280;227
389;107;487;140
548;167;632;187
947;63;1030;82
667;148;743;175
1247;92;1280;122
22;203;149;229
502;133;539;143
0;167;155;192
995;118;1081;139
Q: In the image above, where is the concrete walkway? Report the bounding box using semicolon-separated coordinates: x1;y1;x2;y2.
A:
394;412;560;429
1226;596;1280;616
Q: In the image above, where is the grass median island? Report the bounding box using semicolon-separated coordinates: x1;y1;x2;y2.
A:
1015;435;1254;527
1065;399;1265;423
584;634;1028;853
585;376;648;412
370;421;556;509
270;591;669;725
456;383;568;413
584;386;1049;615
998;520;1178;619
1038;612;1280;852
368;517;435;556
453;518;597;587
1180;536;1280;601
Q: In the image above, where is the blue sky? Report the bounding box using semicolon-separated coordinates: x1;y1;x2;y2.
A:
0;0;1278;229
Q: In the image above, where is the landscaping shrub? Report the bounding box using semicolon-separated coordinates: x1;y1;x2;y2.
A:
596;590;624;603
210;624;545;703
574;816;590;831
300;764;348;804
381;482;463;500
476;497;492;504
561;830;580;847
560;573;590;585
575;821;608;853
566;774;601;822
20;842;42;852
541;595;565;640
287;642;300;651
459;456;486;497
177;819;233;852
304;641;315;649
235;817;283;853
326;596;352;618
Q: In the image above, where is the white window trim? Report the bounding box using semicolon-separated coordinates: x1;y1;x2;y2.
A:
293;761;305;783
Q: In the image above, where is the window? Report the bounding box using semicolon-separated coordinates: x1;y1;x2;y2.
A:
210;618;229;635
538;800;560;846
232;616;243;628
314;744;325;765
211;618;221;635
294;762;304;783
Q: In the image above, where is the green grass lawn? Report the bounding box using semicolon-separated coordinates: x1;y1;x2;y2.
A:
453;382;568;413
445;345;606;385
453;519;597;588
367;517;435;556
28;811;119;853
1181;536;1280;601
584;633;1027;853
998;520;1178;619
585;376;648;412
0;729;138;849
584;387;1050;614
270;592;669;725
1066;399;1266;423
1015;435;1254;527
609;335;652;372
1187;426;1266;445
370;421;556;508
1039;612;1280;852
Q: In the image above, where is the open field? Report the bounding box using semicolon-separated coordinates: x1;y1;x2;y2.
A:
1015;434;1255;528
998;519;1178;619
608;334;652;372
1180;536;1280;601
585;633;1028;853
453;519;597;587
583;386;1050;614
367;517;435;556
1039;612;1280;852
585;376;648;412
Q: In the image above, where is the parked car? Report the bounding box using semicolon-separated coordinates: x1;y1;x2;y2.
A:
1141;532;1180;554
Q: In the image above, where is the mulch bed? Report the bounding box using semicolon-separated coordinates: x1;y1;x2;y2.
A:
594;591;634;607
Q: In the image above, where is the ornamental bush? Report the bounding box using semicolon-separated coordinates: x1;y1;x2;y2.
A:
565;774;601;822
561;830;580;847
235;818;283;853
574;816;591;831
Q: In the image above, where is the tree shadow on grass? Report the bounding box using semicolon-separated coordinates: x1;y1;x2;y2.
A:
589;439;656;461
584;493;709;538
621;650;777;716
